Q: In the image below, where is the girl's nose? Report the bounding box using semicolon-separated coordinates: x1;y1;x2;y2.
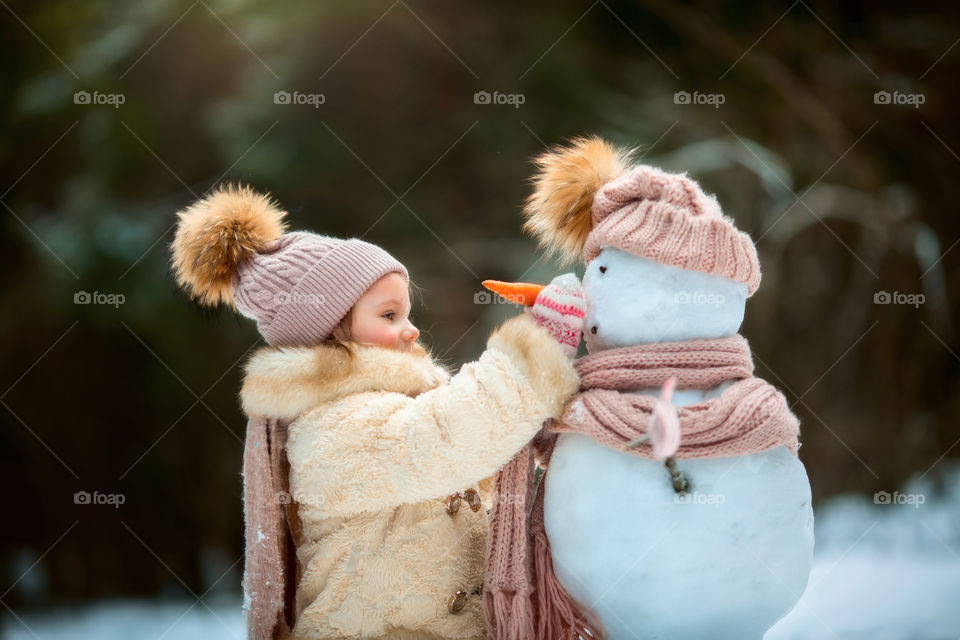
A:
403;322;420;342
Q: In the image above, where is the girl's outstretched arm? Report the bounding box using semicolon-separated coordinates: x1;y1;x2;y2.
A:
286;313;578;516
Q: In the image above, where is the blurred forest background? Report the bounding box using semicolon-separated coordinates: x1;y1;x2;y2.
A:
1;0;958;626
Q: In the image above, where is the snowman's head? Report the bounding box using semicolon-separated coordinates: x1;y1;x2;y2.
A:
582;246;748;352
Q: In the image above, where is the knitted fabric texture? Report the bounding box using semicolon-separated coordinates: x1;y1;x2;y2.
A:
564;335;798;457
585;165;762;296
242;415;301;640
527;280;586;358
231;231;408;346
483;443;537;640
484;335;800;640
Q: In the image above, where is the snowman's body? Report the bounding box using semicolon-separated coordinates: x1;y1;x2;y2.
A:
543;248;814;640
544;418;814;640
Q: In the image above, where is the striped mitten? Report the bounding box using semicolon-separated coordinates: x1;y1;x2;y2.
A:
527;273;585;357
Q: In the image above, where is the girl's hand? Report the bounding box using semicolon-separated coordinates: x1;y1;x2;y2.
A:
527;273;585;357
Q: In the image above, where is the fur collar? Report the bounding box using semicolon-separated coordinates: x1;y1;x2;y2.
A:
240;341;451;422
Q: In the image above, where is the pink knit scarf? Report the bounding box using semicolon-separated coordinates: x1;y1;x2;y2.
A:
483;335;800;640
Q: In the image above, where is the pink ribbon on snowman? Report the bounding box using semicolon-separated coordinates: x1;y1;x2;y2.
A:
649;377;680;460
623;376;681;459
620;376;691;493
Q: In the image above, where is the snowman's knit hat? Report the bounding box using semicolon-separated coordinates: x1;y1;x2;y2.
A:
588;164;761;295
170;184;408;346
523;137;762;296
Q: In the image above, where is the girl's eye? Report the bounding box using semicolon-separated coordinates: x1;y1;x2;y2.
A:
383;312;395;320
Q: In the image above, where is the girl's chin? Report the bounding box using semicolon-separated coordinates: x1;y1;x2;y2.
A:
360;340;411;352
354;335;416;352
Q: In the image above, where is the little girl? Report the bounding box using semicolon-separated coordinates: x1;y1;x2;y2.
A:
169;185;585;640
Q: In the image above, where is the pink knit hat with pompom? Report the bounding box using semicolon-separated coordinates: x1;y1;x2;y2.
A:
170;184;407;346
523;136;762;296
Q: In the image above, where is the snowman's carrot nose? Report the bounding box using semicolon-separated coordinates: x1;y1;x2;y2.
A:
481;280;545;306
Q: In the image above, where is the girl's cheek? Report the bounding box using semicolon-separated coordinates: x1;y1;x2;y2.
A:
378;324;399;346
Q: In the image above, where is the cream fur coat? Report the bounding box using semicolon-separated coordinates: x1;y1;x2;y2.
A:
239;313;579;639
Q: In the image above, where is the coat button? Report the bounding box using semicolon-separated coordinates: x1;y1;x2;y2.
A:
462;488;481;512
446;492;461;515
448;590;468;614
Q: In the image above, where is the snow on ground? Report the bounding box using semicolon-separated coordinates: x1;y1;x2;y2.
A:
2;596;245;639
4;467;959;639
767;465;960;640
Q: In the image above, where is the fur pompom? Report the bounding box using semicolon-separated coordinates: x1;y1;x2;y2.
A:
522;136;632;264
170;184;287;307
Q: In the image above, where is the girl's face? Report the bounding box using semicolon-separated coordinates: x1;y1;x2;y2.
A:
349;272;420;352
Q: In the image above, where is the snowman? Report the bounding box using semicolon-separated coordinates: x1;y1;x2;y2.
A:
522;137;814;640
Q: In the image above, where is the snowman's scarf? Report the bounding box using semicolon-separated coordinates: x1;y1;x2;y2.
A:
563;334;799;458
484;334;799;640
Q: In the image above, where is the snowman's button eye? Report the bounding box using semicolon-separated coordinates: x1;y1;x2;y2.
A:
590;326;598;334
599;266;607;273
